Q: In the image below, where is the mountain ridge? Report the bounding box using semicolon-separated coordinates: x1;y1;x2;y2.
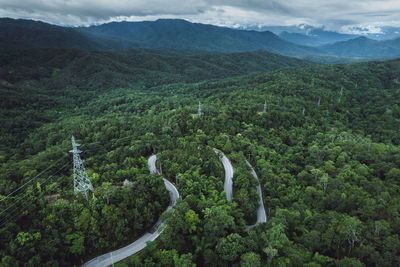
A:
78;18;322;56
2;17;400;60
0;17;322;57
320;36;400;58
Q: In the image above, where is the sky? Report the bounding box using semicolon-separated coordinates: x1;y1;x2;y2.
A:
1;0;400;33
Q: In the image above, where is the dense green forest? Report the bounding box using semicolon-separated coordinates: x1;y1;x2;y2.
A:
0;48;306;154
0;48;400;266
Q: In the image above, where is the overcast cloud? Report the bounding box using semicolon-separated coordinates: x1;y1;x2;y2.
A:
1;0;400;33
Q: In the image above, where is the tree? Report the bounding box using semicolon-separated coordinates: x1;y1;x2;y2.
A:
160;201;193;252
240;252;262;267
216;233;245;261
185;209;200;233
173;253;196;267
202;206;235;247
339;216;362;255
66;232;85;256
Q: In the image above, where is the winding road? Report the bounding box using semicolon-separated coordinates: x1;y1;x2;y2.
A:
245;160;267;229
83;149;266;266
149;155;180;208
213;148;234;201
213;149;267;228
82;155;179;267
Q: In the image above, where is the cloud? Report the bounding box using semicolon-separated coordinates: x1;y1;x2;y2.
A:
1;0;400;31
0;0;212;26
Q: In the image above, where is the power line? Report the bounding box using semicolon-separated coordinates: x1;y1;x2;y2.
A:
0;162;69;227
0;160;69;217
81;134;137;152
0;154;69;202
0;134;136;227
0;134;131;203
0;162;70;227
0;188;39;228
1;133;137;210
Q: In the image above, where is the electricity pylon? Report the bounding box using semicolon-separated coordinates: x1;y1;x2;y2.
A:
69;136;93;200
198;101;202;117
338;86;343;103
263;100;267;113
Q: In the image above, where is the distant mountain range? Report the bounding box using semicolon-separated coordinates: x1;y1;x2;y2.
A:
245;24;400;42
1;18;400;60
320;36;400;58
0;18;321;58
77;19;321;57
279;30;358;46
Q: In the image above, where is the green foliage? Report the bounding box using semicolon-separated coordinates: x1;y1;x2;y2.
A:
1;48;400;267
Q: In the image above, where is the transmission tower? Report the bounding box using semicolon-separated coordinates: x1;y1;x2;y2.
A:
338;86;343;103
263;100;267;113
69;136;94;200
198;101;202;117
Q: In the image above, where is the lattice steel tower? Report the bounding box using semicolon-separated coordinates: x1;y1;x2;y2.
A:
70;136;94;200
338;86;344;103
198;101;202;117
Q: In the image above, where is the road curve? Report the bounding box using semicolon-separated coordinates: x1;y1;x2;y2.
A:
82;155;179;267
213;149;266;228
149;155;180;207
245;160;267;229
213;148;233;201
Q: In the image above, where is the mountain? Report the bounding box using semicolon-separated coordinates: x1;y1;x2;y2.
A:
78;19;322;57
279;31;319;46
2;18;400;61
0;18;143;51
320;36;400;58
248;25;359;45
258;24;400;43
0;18;321;57
279;29;358;46
343;25;400;40
0;18;102;50
242;24;314;35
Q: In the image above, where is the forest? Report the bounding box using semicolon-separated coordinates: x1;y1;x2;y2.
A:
0;47;399;266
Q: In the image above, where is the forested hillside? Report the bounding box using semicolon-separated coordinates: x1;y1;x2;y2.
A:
0;48;307;154
320;36;400;59
0;48;399;266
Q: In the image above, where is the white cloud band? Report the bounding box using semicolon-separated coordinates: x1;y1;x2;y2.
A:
1;0;400;31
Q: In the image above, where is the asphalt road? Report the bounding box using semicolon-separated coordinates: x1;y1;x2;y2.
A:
82;155;179;267
245;160;267;229
148;154;158;175
213;148;266;228
83;151;265;266
213;148;233;201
